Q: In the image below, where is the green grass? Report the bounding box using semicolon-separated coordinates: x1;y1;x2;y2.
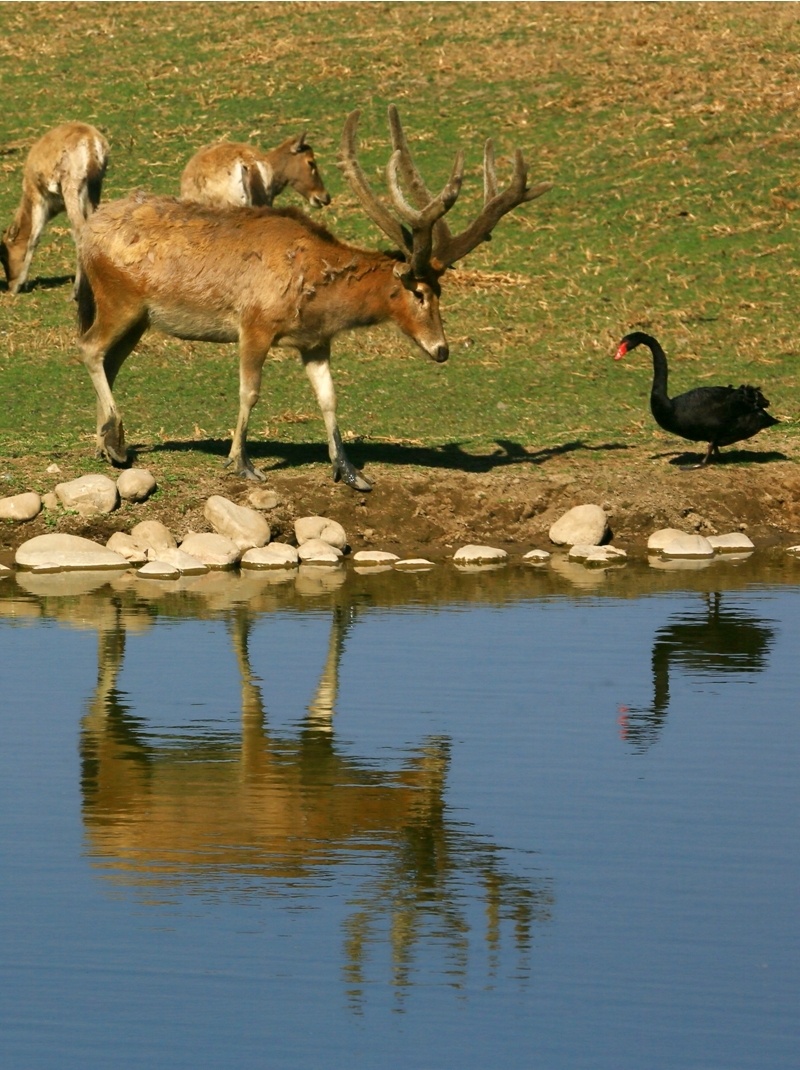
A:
0;1;797;477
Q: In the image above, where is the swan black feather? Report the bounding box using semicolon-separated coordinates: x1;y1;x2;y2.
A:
614;331;778;466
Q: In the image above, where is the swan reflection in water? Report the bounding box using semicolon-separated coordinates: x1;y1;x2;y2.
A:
69;576;552;1004
618;591;775;752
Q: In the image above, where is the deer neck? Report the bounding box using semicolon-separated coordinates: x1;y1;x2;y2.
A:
5;196;34;250
311;249;402;332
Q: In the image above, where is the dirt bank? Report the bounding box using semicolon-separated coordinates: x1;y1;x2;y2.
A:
2;435;798;564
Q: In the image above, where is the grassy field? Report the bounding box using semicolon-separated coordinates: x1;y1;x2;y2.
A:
1;1;798;489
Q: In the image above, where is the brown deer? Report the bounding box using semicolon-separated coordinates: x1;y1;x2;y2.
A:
76;106;551;490
179;131;331;209
1;121;109;295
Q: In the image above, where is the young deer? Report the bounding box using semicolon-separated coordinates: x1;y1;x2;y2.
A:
76;106;551;490
1;121;109;295
179;132;331;209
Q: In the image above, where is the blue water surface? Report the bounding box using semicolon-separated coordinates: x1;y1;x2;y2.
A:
0;567;797;1070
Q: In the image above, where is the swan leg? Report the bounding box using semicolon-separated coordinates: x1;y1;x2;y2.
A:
699;442;719;466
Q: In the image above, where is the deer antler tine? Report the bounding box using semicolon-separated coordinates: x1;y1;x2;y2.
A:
524;179;554;203
433;142;552;268
386;149;464;276
339;109;409;252
483;140;498;202
388;104;435;209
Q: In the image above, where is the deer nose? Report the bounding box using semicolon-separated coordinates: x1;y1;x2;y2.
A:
311;193;331;208
432;344;449;363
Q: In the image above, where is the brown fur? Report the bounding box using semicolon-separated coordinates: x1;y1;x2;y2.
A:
180;133;331;209
1;121;109;295
76;193;447;489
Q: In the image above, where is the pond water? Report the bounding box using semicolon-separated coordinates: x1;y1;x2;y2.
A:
1;555;798;1070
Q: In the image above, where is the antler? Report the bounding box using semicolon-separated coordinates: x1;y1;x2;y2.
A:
340;109;463;279
387;103;552;271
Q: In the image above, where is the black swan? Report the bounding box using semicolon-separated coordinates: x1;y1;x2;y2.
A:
614;331;778;466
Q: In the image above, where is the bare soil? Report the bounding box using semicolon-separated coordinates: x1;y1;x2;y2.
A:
2;433;798;565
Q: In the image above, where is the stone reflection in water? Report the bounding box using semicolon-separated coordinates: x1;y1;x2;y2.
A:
618;591;775;751
73;579;552;1001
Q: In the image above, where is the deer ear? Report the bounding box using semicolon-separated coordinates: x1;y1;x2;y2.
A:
291;130;308;154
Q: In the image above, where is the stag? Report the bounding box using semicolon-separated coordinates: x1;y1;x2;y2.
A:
179;131;331;209
76;106;551;489
1;121;109;295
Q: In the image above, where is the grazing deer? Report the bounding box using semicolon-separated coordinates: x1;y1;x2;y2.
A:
1;121;109;295
76;106;551;490
180;132;331;209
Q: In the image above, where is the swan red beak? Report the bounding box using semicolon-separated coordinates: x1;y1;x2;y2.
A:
614;342;628;361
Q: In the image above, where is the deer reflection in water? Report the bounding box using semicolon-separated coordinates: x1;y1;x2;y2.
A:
618;591;775;751
74;579;552;1000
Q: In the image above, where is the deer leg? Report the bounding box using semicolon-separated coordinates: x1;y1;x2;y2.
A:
9;196;51;294
79;313;147;466
63;181;93;299
227;327;273;481
302;348;372;491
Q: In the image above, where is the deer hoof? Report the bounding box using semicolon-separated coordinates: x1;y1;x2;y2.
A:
101;434;128;466
333;460;372;492
224;457;266;482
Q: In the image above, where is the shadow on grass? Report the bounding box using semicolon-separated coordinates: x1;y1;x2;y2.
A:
137;436;632;475
10;274;74;294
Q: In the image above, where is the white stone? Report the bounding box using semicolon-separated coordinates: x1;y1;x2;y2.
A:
137;560;182;580
117;468;157;502
568;544;627;566
0;563;12;578
707;532;755;554
241;543;299;569
549;504;608;547
658;533;715;558
647;528;690;552
41;492;59;511
45;463;61;474
15;533;130;571
295;515;348;551
786;545;800;556
352;550;400;566
298;537;343;564
106;532;148;565
0;492;42;521
179;530;240;568
394;558;435;571
129;519;178;556
522;548;551;564
453;544;508;565
157;548;209;575
247;487;280;511
55;473;119;515
205;495;271;550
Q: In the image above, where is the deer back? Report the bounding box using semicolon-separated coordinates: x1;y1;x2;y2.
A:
79;194;395;344
180;135;330;209
180;142;269;208
26;121;109;215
